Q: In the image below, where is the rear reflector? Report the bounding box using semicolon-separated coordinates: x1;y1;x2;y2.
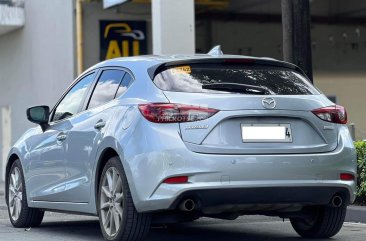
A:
163;176;189;184
138;103;218;123
340;173;355;181
312;105;347;124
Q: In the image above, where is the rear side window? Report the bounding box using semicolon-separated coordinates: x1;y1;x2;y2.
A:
153;64;319;95
115;73;133;98
88;69;125;109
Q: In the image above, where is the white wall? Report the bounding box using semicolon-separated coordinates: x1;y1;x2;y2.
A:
0;0;75;180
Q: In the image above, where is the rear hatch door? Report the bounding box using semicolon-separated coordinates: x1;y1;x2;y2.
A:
153;60;337;154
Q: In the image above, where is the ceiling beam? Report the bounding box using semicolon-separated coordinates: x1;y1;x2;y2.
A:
196;12;366;25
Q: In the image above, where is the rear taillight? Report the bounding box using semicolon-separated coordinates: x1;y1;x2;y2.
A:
312;105;347;124
138;103;219;123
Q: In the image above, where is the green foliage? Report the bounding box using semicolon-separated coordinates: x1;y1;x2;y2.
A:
355;141;366;205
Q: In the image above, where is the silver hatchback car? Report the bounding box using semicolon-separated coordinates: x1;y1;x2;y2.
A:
5;52;357;241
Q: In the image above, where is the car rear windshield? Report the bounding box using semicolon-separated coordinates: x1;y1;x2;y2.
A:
153;63;319;95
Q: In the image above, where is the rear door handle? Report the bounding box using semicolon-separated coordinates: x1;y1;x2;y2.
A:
94;120;106;130
56;132;67;142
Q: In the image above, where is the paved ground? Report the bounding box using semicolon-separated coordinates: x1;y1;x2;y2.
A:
0;196;366;241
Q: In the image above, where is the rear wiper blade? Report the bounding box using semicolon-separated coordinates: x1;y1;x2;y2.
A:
202;83;272;95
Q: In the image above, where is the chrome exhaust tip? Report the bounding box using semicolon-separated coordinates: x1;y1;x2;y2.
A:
179;199;196;212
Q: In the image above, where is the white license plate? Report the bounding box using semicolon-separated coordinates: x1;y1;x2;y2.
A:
241;124;292;142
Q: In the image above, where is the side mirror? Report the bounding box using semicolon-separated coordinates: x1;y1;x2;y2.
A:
26;106;50;131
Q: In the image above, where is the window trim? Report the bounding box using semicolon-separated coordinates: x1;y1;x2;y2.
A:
113;71;134;99
83;66;135;112
49;69;100;124
85;68;125;111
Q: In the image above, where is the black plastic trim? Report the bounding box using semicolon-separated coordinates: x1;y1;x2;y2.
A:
169;186;350;210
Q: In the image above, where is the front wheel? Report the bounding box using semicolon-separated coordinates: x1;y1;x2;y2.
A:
290;204;346;238
98;156;151;241
7;160;44;228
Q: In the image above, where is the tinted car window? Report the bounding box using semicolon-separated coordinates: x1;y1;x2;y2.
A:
153;63;319;95
115;73;133;98
88;70;125;109
52;73;95;122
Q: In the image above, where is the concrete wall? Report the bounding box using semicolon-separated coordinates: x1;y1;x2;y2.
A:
0;0;75;180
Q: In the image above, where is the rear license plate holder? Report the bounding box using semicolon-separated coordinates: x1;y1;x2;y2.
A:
241;124;292;143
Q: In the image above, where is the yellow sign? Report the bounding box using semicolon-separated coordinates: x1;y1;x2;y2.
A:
100;20;147;60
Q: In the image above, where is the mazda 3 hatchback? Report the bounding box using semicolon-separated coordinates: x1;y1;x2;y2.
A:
5;51;357;241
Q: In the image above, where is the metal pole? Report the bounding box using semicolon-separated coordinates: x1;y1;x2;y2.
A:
349;123;356;141
281;0;313;82
76;0;84;75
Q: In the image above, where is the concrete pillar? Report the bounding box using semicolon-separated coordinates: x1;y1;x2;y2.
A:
152;0;195;55
1;106;11;182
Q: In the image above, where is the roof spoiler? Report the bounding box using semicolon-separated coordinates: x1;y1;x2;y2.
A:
147;58;308;82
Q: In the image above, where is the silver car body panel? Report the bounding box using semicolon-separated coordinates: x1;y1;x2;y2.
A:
6;54;357;215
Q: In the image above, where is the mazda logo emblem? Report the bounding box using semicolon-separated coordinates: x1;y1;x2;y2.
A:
262;97;276;109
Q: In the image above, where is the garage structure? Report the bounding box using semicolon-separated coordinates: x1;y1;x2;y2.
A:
77;0;366;144
0;0;366;181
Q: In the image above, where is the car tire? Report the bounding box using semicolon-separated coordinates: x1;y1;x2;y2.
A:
290;204;346;238
7;159;44;228
98;156;151;241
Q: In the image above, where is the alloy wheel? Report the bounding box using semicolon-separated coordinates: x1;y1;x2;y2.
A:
100;167;124;237
8;167;23;221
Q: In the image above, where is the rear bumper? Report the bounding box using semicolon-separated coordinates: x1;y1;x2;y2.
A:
123;121;357;213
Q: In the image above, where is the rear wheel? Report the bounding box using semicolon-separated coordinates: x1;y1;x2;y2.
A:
7;160;44;228
290;205;346;238
98;156;151;241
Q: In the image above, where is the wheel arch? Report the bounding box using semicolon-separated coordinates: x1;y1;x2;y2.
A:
94;147;119;204
5;152;21;205
92;138;137;212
